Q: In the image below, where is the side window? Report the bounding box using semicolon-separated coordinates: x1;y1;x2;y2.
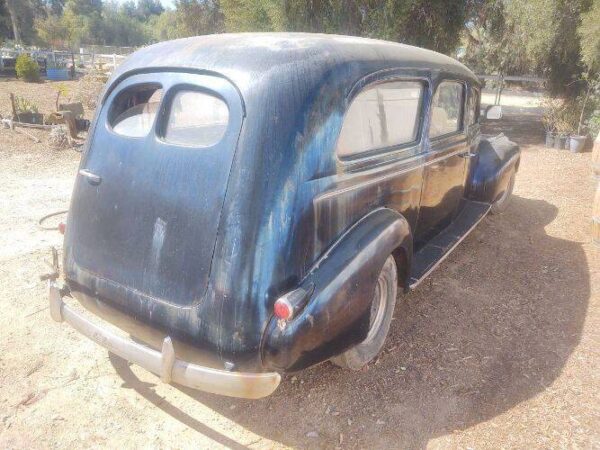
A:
110;85;163;138
163;90;229;147
336;81;424;158
429;81;464;138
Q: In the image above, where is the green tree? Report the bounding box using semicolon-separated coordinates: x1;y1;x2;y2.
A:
35;13;69;47
171;0;224;37
148;10;180;40
48;0;66;15
221;0;282;32
133;0;164;20
4;0;45;44
463;0;594;95
101;2;150;46
145;0;224;41
282;0;362;35
53;0;104;47
5;0;21;43
508;0;591;94
63;0;101;16
462;0;530;76
15;53;41;81
579;0;600;72
221;0;469;55
0;0;14;44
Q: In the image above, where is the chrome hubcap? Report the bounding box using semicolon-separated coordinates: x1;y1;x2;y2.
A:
365;275;387;342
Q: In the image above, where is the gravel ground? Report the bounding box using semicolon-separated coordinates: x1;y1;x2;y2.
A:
0;79;598;449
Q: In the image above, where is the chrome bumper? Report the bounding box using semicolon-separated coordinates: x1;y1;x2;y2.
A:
49;282;281;399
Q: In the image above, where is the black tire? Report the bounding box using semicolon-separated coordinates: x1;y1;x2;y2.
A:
490;172;515;215
331;255;398;370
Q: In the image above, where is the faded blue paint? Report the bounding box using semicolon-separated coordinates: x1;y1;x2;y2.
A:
63;33;489;373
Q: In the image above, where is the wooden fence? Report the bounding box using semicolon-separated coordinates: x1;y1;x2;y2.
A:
0;47;130;77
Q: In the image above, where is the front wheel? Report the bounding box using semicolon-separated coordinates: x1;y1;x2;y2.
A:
490;172;515;214
331;255;398;370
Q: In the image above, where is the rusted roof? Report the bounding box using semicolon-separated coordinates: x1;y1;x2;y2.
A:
108;33;478;97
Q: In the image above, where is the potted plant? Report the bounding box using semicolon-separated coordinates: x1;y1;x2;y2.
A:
554;111;572;150
542;98;560;148
568;75;599;153
12;95;43;125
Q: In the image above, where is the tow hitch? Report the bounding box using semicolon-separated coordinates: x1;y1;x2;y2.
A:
40;246;60;282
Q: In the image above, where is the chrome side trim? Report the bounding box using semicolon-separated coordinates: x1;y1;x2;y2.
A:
317;146;467;202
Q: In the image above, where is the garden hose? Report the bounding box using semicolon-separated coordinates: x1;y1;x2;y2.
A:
39;210;68;231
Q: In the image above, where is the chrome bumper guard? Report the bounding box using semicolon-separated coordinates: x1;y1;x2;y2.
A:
49;281;281;399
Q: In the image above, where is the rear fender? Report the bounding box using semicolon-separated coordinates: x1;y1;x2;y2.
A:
467;134;520;203
261;208;412;372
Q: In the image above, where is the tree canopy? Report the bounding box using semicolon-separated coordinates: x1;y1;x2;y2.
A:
578;0;600;72
463;0;596;94
220;0;469;55
0;0;597;95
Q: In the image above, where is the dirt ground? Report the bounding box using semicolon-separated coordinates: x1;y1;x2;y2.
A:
0;78;598;449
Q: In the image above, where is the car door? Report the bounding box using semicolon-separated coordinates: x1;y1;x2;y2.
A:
67;72;244;306
313;77;427;252
414;80;468;247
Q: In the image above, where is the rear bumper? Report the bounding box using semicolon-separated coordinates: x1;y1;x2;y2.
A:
49;281;281;399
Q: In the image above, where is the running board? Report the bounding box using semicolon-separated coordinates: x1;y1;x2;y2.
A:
409;200;491;289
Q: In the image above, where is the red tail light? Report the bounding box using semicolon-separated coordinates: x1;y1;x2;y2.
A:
274;298;293;320
58;222;66;235
273;284;313;321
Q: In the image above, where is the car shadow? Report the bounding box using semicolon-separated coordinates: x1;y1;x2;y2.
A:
110;194;589;449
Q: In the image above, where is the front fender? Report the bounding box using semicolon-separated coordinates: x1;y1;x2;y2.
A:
467;134;520;203
261;208;412;372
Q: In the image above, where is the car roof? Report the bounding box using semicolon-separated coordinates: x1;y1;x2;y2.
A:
109;33;479;98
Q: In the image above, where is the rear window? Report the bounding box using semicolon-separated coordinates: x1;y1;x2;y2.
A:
429;81;464;138
163;91;229;147
336;81;424;158
110;85;162;138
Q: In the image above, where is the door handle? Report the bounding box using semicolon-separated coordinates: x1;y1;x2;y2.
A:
459;152;477;159
79;169;102;185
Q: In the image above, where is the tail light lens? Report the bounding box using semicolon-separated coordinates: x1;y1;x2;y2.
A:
58;222;66;235
273;283;313;321
274;298;293;320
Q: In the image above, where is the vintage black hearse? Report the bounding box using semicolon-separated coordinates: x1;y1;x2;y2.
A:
48;33;519;399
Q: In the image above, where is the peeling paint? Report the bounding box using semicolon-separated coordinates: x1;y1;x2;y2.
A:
64;34;484;374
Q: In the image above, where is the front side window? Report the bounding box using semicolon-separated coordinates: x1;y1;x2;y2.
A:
163;91;229;147
336;81;424;158
429;81;464;138
110;85;163;138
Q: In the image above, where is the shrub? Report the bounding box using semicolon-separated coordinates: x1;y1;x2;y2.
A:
73;72;105;109
15;55;40;83
542;97;562;132
588;109;600;138
542;96;588;135
14;95;39;114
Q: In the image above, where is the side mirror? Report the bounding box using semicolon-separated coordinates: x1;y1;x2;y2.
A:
485;105;503;120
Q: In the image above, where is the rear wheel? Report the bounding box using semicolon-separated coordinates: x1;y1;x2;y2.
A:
490;172;515;214
332;255;398;370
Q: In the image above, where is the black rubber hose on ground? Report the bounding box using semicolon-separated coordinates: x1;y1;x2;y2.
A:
39;210;68;231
